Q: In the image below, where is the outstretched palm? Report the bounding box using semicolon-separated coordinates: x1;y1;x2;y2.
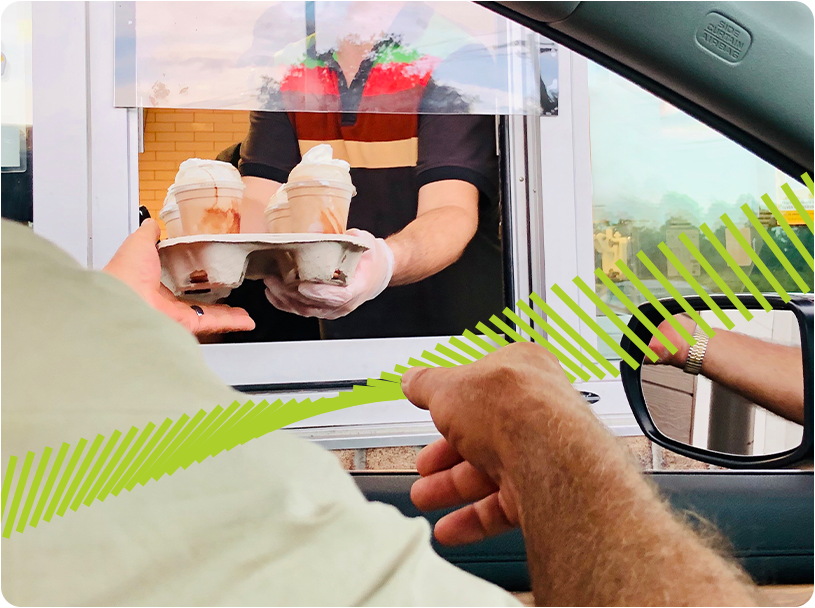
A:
103;219;255;337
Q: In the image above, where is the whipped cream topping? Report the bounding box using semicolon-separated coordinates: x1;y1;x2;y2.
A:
173;158;243;186
288;144;352;184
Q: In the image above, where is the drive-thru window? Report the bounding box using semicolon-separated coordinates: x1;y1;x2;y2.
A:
4;0;810;449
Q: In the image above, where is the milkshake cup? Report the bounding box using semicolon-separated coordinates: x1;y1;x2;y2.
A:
283;180;354;234
158;193;183;239
284;144;355;234
264;187;292;233
169;158;245;235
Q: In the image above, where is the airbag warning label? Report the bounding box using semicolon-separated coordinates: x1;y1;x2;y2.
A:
696;12;752;63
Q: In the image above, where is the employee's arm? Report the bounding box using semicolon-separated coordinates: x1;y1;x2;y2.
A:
262;178;481;320
403;344;758;606
650;316;805;424
386;179;478;286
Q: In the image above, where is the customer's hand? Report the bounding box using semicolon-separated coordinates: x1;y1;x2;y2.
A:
648;314;696;367
103;219;255;337
404;344;759;606
264;229;394;320
402;342;597;546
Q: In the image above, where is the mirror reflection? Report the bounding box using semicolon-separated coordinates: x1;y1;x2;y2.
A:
641;308;804;457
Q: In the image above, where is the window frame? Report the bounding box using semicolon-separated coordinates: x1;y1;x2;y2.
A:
31;2;639;449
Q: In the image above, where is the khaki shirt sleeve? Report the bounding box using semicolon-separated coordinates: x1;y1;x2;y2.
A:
1;220;520;607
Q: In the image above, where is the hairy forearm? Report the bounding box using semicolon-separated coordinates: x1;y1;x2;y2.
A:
505;399;757;606
701;332;805;424
386;205;477;286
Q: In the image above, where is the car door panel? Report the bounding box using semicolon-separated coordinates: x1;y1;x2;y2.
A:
353;471;814;589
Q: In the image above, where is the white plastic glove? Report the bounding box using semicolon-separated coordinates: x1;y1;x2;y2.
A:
264;229;395;320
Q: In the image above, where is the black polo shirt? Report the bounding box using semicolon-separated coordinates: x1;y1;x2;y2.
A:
228;44;504;340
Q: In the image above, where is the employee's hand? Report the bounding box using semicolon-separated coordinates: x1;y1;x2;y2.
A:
264;229;394;320
402;342;594;546
647;314;696;367
103;219;255;337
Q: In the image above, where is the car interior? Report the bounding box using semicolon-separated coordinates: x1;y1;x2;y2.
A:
351;0;814;593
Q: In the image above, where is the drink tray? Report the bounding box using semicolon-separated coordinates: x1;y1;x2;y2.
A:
158;233;369;303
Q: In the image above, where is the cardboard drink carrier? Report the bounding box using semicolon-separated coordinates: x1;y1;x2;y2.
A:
159;233;368;303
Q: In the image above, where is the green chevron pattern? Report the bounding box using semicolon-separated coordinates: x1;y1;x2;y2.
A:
2;175;812;538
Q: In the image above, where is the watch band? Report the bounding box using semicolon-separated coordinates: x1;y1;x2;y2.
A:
683;325;710;375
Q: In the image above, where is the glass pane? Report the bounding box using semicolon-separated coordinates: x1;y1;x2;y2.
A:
587;62;814;360
115;1;552;115
142;107;508;344
1;1;33;225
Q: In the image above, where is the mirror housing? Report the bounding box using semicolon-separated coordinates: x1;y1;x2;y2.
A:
621;294;813;469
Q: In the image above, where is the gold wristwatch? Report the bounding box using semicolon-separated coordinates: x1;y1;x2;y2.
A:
683;325;709;375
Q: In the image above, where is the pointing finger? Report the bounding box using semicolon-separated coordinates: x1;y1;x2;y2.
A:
401;366;448;410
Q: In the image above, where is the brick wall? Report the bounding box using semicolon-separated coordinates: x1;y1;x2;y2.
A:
139;109;249;234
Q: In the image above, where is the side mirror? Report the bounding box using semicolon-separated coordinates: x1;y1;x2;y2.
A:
621;294;813;469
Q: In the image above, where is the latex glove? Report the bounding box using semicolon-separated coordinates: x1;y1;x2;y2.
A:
264;229;394;320
103;219;256;337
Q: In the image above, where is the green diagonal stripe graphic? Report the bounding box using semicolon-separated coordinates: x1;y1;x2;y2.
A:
698;224;772;312
659;243;735;329
503;307;590;381
421;350;457;368
449;336;486;361
57;434;105;518
29;443;69;528
594;269;679;354
71;432;120;512
742;205;810;292
122;419;174;492
614;260;696;346
761;194;814;269
462;329;498;353
43;439;86;523
551;284;637;369
782;182;814;232
3;452;34;538
678;233;753;321
134;417;188;487
16;447;51;533
4;177;813;538
516;299;606;379
574;277;659;362
1;456;17;521
435;344;473;366
86;427;138;505
635;252;716;337
529;292;618;378
99;425;154;501
722;214;791;301
475;322;508;348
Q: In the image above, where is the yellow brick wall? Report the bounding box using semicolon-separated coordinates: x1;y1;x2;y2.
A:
139;109;250;234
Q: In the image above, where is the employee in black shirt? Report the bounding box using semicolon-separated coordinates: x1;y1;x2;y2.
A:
228;16;503;341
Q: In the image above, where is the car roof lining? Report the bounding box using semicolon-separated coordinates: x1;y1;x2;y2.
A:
473;0;815;182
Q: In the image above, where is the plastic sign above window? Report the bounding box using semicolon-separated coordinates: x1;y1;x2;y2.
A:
114;1;557;115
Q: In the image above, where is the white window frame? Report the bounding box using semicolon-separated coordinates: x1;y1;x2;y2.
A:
533;48;636;433
31;2;638;449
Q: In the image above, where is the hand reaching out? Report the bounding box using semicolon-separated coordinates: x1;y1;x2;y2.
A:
103;219;255;337
402;343;595;546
